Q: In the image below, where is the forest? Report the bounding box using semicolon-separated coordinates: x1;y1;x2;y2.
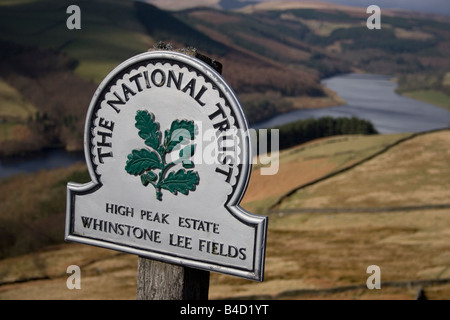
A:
273;116;378;151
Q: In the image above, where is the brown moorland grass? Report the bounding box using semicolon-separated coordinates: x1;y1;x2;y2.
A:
0;131;449;299
0;162;89;258
1;207;449;300
242;133;412;213
210;208;450;299
278;130;450;210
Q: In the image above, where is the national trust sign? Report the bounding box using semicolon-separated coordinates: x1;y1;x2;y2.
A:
65;51;268;281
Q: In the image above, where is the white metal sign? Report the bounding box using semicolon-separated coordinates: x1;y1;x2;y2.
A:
65;51;268;281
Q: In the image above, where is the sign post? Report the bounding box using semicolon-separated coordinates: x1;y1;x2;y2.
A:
65;48;268;299
137;258;209;300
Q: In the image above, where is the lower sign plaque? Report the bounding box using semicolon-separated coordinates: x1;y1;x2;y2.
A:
65;51;268;281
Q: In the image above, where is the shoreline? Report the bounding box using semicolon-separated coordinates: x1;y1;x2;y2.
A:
2;72;449;169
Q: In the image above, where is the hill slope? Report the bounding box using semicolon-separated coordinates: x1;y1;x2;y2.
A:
0;0;340;156
242;132;412;213
0;0;153;83
1;130;449;299
1;0;449;156
277;130;450;210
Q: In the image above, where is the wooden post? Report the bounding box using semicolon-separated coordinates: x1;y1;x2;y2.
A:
137;257;210;300
136;43;221;301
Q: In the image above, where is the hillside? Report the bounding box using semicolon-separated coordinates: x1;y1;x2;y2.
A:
0;0;153;83
0;0;337;157
241;132;412;213
1;130;449;299
182;2;450;112
276;130;450;211
0;40;97;156
2;0;449;157
0;0;153;155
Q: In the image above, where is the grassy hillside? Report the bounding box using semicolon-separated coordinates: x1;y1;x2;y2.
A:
0;78;37;143
0;78;37;121
179;6;450;75
242;132;412;213
0;0;153;83
277;130;450;210
396;71;450;111
178;5;450;111
0;0;155;155
1;130;449;299
0;0;342;156
0;40;98;156
0;162;89;258
0;132;407;259
1;0;449;156
134;1;228;56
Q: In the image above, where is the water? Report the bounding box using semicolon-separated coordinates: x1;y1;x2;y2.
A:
2;73;449;178
254;73;450;134
0;148;85;178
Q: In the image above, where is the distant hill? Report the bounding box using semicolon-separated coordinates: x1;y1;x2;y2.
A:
0;0;449;157
0;0;153;83
134;1;228;55
139;0;259;11
174;4;450;112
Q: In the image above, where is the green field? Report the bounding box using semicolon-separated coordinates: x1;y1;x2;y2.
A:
0;123;14;142
402;90;450;111
0;78;37;142
0;78;37;120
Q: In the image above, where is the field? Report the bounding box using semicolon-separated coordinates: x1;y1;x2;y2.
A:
0;130;449;300
277;131;450;210
0;78;37;120
242;132;412;213
402;90;450;111
0;78;37;142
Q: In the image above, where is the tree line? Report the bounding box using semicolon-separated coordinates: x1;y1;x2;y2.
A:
269;116;378;151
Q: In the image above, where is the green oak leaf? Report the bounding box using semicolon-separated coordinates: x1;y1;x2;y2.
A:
182;160;195;169
164;120;196;153
125;149;162;176
160;169;199;195
135;110;161;150
126;111;199;201
141;171;157;186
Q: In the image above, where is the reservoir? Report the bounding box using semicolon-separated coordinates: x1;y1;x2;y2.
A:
254;73;450;133
0;148;84;178
2;73;450;178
